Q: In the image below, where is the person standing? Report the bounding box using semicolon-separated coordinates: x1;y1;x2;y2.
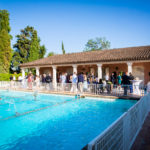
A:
122;72;130;96
10;75;13;88
45;73;52;90
110;73;115;84
27;74;33;90
10;75;13;81
45;73;52;83
35;75;40;89
42;74;46;87
78;72;84;93
83;73;88;92
105;73;109;82
18;75;22;82
129;72;134;93
117;73;122;86
110;72;115;92
70;72;78;92
61;72;66;91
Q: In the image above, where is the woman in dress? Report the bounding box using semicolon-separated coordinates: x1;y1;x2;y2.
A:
117;73;122;92
27;74;33;90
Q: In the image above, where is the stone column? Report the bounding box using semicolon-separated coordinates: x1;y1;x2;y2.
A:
21;68;25;79
97;64;102;80
35;67;40;76
52;66;57;87
127;62;133;74
72;65;77;74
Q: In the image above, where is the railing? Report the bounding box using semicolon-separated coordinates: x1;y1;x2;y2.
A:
86;92;150;150
0;81;147;97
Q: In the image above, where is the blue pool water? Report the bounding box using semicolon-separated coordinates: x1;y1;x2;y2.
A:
0;90;137;150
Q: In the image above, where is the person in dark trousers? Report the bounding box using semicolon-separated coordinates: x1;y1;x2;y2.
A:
78;72;84;93
129;72;134;93
110;73;115;84
45;74;52;83
45;73;52;89
110;72;115;92
10;76;13;81
42;74;46;86
98;79;104;93
122;72;130;96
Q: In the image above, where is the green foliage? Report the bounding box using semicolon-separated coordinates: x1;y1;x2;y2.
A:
0;73;22;81
84;37;110;51
62;41;65;54
0;10;12;73
39;45;46;59
12;26;46;72
28;30;40;62
47;52;55;57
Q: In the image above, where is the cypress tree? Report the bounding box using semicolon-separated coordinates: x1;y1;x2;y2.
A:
62;41;65;54
0;10;12;73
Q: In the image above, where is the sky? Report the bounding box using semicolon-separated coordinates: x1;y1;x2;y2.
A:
0;0;150;55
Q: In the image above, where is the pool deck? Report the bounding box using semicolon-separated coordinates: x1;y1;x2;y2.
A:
131;112;150;150
0;87;140;100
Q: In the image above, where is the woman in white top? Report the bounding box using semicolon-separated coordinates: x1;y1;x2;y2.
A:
35;75;40;88
83;74;88;92
105;74;109;81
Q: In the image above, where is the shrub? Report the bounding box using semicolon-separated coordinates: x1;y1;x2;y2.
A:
0;73;22;81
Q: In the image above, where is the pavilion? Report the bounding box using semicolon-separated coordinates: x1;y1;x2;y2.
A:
20;45;150;86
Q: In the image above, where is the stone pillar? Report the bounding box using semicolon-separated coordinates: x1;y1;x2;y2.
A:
21;68;25;79
127;62;133;74
36;67;40;76
52;66;57;87
72;65;77;74
97;64;102;80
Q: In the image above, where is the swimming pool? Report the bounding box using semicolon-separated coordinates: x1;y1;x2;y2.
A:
0;90;137;150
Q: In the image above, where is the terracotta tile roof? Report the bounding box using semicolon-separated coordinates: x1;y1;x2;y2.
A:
20;45;150;67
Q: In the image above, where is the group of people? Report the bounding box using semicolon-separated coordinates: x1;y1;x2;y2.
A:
9;71;150;96
109;72;135;95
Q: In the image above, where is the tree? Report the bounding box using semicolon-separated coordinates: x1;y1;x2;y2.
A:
62;41;65;54
28;30;40;62
47;52;55;57
39;45;46;59
0;10;12;73
84;37;110;51
12;26;46;72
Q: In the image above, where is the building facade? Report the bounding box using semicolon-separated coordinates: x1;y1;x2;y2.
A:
20;46;150;85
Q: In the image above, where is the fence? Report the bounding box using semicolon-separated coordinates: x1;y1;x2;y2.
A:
87;92;150;150
0;81;147;97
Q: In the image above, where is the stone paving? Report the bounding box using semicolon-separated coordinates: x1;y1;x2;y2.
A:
131;112;150;150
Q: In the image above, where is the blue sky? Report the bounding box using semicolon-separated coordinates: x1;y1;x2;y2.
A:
0;0;150;55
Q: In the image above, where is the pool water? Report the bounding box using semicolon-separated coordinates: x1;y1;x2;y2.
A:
0;90;137;150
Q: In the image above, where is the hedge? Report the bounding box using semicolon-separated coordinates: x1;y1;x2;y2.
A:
0;73;22;81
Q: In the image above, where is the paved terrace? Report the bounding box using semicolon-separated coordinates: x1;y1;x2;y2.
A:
131;112;150;150
0;87;141;100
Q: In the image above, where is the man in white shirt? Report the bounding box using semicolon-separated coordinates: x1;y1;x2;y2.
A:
105;73;109;82
61;72;66;91
71;72;78;92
